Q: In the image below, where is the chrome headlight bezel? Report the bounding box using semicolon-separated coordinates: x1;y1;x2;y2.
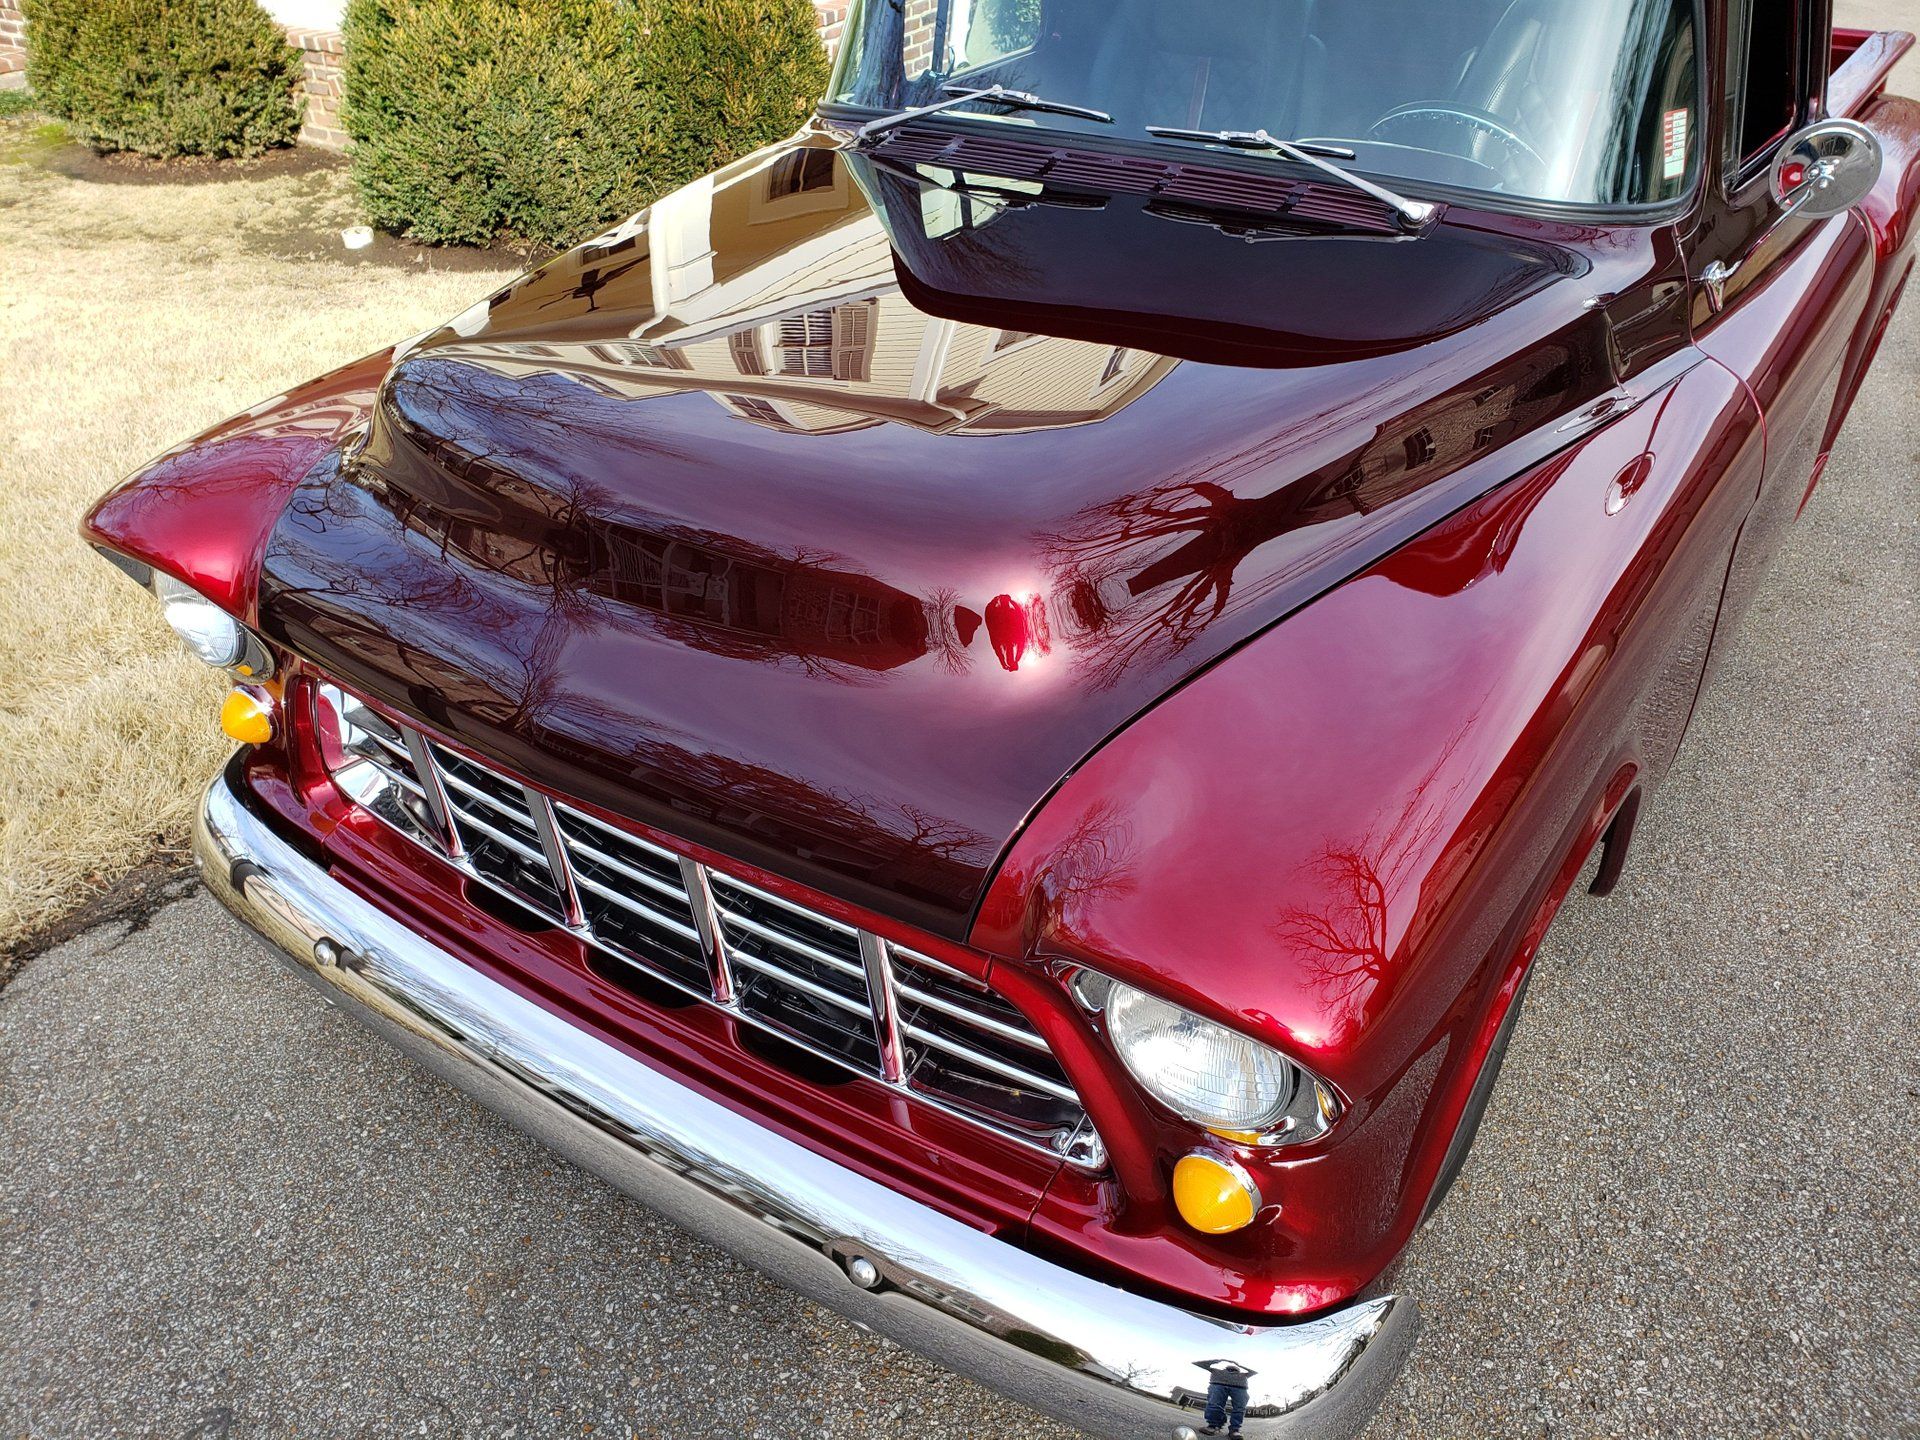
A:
1072;970;1341;1146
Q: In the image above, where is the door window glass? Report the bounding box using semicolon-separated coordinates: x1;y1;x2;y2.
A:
1726;0;1801;171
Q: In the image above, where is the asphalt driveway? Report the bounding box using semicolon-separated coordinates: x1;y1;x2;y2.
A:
5;172;1919;1440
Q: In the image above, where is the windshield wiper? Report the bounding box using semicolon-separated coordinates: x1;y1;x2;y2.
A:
1146;125;1436;231
857;84;1114;145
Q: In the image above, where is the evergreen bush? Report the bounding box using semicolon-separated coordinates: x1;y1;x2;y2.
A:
24;0;301;159
343;0;829;250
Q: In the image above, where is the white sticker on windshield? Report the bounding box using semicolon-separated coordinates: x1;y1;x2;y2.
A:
1662;108;1690;181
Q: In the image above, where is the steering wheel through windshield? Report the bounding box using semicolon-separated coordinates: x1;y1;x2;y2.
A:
1365;103;1548;184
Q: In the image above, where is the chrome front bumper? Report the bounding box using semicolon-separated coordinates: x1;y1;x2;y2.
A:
195;764;1415;1439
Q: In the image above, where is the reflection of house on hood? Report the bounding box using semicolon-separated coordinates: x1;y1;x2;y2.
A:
582;522;932;674
447;141;1179;437
381;449;933;676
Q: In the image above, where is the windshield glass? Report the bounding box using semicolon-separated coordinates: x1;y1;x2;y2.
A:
830;0;1698;207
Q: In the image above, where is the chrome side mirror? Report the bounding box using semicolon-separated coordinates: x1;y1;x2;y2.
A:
1770;119;1883;219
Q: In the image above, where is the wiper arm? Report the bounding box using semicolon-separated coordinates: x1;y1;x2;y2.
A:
1146;125;1436;231
858;84;1114;144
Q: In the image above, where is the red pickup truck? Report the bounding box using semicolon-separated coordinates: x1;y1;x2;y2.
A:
84;2;1918;1435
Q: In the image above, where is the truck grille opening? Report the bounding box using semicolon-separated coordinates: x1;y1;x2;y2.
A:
311;680;1105;1170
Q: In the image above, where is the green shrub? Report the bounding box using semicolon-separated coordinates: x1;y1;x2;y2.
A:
343;0;829;251
23;0;301;158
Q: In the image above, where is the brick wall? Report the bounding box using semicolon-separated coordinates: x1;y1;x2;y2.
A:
286;25;346;149
0;0;26;84
900;0;940;73
814;1;852;57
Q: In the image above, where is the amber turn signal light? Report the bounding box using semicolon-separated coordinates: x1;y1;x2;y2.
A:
1172;1152;1261;1235
220;686;275;745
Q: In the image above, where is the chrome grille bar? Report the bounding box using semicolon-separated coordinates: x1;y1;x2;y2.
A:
895;979;1053;1052
568;833;704;904
561;803;688;867
438;765;534;821
859;930;907;1083
728;950;876;1015
348;749;426;800
714;905;867;977
526;789;585;930
718;872;862;935
402;728;462;858
443;798;548;866
323;688;1102;1170
678;857;734;1004
572;871;703;944
903;1024;1081;1103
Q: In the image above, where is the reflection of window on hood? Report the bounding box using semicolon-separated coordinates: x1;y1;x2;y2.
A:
773;303;878;381
767;147;837;199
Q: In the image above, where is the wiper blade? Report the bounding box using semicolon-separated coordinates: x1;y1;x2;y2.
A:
1146;125;1436;231
857;84;1114;144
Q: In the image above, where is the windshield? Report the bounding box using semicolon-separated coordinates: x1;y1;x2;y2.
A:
830;0;1698;207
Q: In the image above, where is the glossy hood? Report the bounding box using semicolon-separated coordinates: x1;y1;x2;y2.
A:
258;131;1686;940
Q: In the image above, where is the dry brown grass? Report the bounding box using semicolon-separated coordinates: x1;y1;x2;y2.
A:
0;121;516;945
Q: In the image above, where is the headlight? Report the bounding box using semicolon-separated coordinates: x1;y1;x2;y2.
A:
1092;978;1340;1143
153;573;243;667
150;572;271;677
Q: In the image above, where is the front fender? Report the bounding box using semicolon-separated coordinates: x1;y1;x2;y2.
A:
975;348;1765;1311
80;350;392;619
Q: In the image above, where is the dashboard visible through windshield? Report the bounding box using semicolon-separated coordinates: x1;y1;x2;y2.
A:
830;0;1700;208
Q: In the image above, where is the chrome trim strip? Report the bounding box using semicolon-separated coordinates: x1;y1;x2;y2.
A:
678;858;734;1004
362;728;414;764
557;802;685;866
444;799;550;867
710;872;861;937
579;929;726;1003
526;789;586;930
566;834;695;905
341;750;426;800
195;765;1416;1440
438;764;539;827
859;930;907;1084
401;728;462;859
890;942;987;989
729;950;874;1017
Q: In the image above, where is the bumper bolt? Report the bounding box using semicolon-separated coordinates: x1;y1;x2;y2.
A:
847;1256;881;1289
314;939;341;968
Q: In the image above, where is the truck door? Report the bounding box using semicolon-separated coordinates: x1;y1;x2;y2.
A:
1688;0;1875;630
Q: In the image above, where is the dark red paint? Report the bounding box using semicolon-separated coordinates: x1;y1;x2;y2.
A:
83;351;391;621
81;14;1920;1323
245;144;1683;941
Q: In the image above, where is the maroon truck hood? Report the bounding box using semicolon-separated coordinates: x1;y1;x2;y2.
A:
258;136;1682;940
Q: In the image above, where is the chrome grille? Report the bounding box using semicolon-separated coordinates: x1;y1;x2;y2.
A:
710;873;885;1073
553;804;712;993
313;682;1103;1169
